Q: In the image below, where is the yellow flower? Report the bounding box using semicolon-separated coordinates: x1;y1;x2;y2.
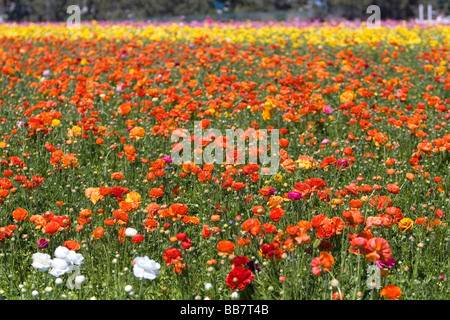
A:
51;119;61;127
340;90;356;103
273;174;283;182
267;196;283;209
398;218;413;233
125;191;142;204
262;106;273;121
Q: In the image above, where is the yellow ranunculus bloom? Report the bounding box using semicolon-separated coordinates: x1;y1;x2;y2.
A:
398;218;413;233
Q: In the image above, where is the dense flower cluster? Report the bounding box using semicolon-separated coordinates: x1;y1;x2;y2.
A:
0;21;448;300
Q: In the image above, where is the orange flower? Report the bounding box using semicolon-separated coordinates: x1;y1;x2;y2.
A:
129;126;145;140
217;240;235;255
79;209;94;218
380;285;402;300
311;251;335;276
63;240;80;251
111;172;124;180
92;227;105;239
169;203;189;216
104;219;115;226
149;187;164;198
44;221;60;236
365;237;391;262
386;183;400;194
269;207;285;223
61;153;79;169
12;208;28;222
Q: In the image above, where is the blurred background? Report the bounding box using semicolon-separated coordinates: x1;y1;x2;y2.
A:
0;0;449;22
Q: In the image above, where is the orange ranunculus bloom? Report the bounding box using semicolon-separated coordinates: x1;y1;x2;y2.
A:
92;227;105;239
365;237;391;262
44;221;61;236
113;210;129;224
241;218;263;237
149;187;164;198
269;207;285;223
386;183;401;194
380;285;402;300
311;251;335;276
63;240;80;251
143;219;159;232
170;203;189;216
123;145;136;155
79;209;93;218
217;240;235;255
104;219;115;226
111;172;124;180
129;126;145;140
252;206;265;216
12;208;28;222
61;153;79;169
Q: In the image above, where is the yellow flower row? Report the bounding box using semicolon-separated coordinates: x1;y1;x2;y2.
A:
0;22;449;46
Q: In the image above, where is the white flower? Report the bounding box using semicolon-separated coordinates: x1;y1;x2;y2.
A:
125;228;138;237
55;278;63;285
231;292;239;299
124;285;133;293
54;246;70;259
49;258;73;277
31;253;52;272
32;290;39;297
65;251;84;266
75;275;85;285
133;256;160;280
205;283;213;290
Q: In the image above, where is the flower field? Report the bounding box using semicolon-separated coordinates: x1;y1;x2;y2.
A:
0;21;449;300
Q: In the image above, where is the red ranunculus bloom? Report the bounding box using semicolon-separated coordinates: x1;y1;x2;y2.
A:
225;266;255;291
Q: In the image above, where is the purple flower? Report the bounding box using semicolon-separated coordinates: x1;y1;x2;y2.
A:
43;70;50;76
126;127;133;132
321;139;330;144
376;257;396;269
246;260;261;273
287;191;303;200
269;188;277;196
37;238;49;249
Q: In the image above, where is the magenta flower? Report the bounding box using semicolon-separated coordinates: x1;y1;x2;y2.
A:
37;238;49;249
376;257;396;269
288;191;303;200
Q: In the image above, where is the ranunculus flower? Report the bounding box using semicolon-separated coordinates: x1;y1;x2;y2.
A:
133;256;161;280
31;253;52;272
398;218;413;233
287;191;303;200
49;258;73;277
37;238;49;249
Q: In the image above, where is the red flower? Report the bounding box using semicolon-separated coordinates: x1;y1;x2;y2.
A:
163;247;183;266
225;266;255;291
132;234;145;243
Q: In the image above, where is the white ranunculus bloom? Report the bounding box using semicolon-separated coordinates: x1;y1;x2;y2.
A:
54;246;70;259
133;256;160;280
49;258;73;277
65;251;84;266
31;253;52;272
125;228;138;237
